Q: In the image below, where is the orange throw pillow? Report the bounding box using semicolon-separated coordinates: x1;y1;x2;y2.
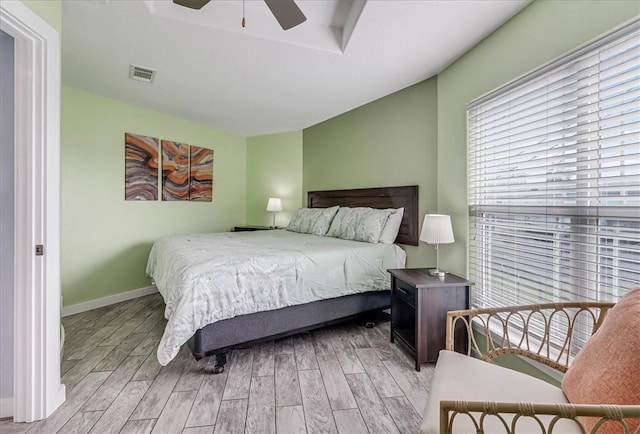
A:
562;286;640;434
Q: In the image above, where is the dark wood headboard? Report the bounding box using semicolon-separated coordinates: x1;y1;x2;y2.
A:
307;185;419;246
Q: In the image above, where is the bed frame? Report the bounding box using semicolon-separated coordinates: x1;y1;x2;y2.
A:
186;185;419;373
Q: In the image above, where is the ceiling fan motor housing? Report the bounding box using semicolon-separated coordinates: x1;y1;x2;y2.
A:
172;0;307;31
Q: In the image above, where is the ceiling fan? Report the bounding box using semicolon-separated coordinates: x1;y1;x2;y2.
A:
173;0;307;31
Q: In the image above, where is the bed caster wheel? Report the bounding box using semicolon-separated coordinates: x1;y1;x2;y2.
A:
365;322;375;328
211;352;227;375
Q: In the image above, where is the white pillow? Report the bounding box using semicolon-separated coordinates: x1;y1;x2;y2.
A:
286;206;339;236
378;207;404;244
326;207;393;243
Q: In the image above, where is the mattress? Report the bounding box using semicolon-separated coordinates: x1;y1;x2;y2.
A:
147;229;406;365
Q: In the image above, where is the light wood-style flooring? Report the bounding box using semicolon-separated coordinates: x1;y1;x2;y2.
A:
1;293;433;433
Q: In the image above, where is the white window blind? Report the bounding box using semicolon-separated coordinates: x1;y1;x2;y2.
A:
468;22;640;351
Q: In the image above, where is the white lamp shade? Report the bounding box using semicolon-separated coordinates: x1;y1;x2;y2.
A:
266;197;283;212
420;214;454;244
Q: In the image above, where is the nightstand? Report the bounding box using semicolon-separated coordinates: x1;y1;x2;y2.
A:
388;268;472;371
233;225;279;232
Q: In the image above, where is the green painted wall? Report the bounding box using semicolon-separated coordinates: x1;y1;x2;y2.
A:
436;0;639;277
246;131;303;227
21;0;62;32
56;0;638;309
303;79;438;267
61;85;246;306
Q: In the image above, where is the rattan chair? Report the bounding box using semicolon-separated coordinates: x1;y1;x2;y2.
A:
420;301;640;434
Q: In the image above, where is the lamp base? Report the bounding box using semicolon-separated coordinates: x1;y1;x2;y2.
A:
428;268;446;277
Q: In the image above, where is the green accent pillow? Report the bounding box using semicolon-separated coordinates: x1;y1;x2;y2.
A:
378;207;404;244
286;206;339;236
326;207;393;243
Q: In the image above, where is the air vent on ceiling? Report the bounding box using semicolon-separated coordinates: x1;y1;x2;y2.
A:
129;65;156;83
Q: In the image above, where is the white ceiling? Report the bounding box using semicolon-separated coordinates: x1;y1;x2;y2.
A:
62;0;530;137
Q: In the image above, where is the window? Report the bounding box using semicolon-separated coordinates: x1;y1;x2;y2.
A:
468;21;639;352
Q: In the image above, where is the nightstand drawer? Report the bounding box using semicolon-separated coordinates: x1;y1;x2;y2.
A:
393;279;416;305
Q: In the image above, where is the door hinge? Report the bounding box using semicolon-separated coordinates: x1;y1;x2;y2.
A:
35;244;44;256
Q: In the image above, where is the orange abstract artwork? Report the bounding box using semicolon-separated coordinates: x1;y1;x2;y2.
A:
189;146;214;202
125;134;213;202
124;133;159;200
161;140;190;201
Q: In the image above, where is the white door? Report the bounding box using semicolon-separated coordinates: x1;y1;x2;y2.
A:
0;1;65;421
0;28;15;419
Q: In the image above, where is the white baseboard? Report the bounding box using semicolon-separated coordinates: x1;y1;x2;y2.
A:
62;286;158;317
0;396;12;419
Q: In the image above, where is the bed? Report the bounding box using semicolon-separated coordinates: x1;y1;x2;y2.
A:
147;185;418;372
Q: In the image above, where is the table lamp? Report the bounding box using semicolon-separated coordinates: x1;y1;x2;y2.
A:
266;197;283;228
420;214;454;277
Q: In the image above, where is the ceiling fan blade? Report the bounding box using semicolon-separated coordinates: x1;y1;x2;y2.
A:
173;0;211;10
263;0;307;30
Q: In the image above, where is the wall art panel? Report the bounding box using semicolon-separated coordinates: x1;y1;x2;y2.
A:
161;140;190;201
189;146;214;202
124;133;159;200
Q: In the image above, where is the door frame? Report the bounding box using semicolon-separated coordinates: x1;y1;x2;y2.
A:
0;1;64;422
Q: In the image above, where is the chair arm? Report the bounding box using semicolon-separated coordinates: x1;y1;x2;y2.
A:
445;302;615;372
440;400;640;434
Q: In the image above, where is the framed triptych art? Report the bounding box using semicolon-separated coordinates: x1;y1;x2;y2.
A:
124;133;214;202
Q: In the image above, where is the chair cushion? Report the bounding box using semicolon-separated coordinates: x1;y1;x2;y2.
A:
562;286;640;434
421;350;580;434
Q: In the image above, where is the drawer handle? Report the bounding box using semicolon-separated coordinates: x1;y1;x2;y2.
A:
396;287;408;295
